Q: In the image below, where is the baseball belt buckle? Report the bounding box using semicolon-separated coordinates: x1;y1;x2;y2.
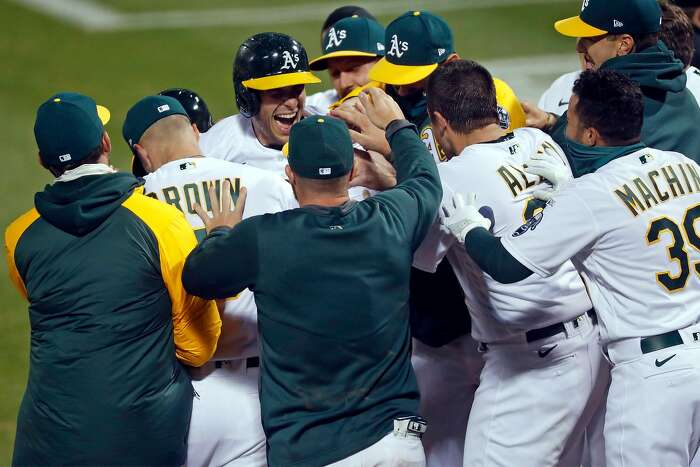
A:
393;416;428;439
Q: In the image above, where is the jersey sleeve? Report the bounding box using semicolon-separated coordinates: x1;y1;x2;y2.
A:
182;217;260;299
371;126;442;251
500;186;600;277
123;193;221;368
412;182;456;272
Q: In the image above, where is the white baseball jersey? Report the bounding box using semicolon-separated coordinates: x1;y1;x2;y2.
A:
687;66;700;106
144;156;294;467
414;128;592;343
538;70;580;115
306;89;339;113
502;147;700;344
199;113;289;173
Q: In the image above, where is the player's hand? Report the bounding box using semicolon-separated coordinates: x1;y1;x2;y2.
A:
193;180;247;234
350;148;397;191
440;193;492;244
357;87;405;130
523;144;572;200
522;101;551;130
330;104;392;157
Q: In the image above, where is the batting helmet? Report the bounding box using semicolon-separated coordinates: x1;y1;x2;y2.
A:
158;88;214;133
233;32;321;118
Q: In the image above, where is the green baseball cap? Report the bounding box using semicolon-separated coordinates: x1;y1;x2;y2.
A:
556;0;662;37
309;16;385;71
369;11;454;86
34;92;111;167
284;116;353;179
123;95;189;149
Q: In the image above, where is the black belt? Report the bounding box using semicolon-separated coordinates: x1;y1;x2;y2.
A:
525;309;596;343
640;331;685;354
214;357;260;369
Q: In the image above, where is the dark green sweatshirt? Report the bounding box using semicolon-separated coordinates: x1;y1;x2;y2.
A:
552;41;700;163
183;125;441;466
6;173;219;466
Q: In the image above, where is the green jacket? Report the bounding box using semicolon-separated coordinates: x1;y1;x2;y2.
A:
5;172;220;466
552;42;700;164
183;126;441;466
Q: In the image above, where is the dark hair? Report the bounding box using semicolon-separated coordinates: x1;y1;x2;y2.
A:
322;6;375;32
660;1;695;68
629;32;661;52
572;70;644;145
426;59;499;133
44;143;103;177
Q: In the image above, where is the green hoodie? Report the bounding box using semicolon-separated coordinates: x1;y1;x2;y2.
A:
6;172;218;466
551;41;700;164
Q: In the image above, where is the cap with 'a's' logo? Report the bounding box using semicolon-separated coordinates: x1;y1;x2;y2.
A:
555;0;661;37
369;10;454;86
310;16;386;71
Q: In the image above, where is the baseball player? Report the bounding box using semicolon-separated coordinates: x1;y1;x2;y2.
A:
123;94;295;467
526;0;700;163
536;1;700;114
307;15;385;112
444;68;700;467
199;32;321;173
329;11;526;467
416;59;606;467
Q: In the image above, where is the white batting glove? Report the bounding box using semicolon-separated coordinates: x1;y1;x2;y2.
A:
440;193;492;244
524;144;572;201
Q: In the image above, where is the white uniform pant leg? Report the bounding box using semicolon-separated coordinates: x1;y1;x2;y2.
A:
412;334;483;467
580;351;610;467
604;343;700;467
186;362;266;467
324;432;426;467
463;323;605;467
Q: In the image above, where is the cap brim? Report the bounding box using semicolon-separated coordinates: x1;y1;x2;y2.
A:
97;105;111;125
554;16;608;38
368;58;438;86
282;142;289;157
243;72;321;91
309;51;379;70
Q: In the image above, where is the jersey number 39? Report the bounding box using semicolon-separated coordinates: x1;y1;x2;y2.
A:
646;203;700;292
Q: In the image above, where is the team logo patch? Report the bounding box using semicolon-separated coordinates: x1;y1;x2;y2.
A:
387;34;408;58
58;153;72;162
280;51;300;70
513;210;544;237
319;167;331;175
326;27;347;49
157;104;170;113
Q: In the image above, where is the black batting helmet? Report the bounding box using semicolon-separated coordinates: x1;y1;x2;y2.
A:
158;88;214;133
233;32;321;118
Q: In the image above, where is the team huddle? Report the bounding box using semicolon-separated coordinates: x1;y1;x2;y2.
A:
6;0;700;466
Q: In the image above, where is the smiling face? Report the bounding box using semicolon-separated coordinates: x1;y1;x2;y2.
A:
326;56;379;98
253;84;306;147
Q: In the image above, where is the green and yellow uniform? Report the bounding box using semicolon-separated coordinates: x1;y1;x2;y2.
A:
6;92;220;466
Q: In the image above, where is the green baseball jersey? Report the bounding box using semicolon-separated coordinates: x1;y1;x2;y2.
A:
183;126;442;466
5;172;220;466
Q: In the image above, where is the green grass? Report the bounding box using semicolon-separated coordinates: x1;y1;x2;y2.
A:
0;0;578;462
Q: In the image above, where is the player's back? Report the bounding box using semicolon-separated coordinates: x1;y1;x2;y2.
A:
434;128;592;342
562;148;700;343
143;156;295;235
199;114;288;173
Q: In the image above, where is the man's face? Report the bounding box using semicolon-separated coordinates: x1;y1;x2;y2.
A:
565;94;588;144
327;56;378;98
576;34;620;70
254;84;306;146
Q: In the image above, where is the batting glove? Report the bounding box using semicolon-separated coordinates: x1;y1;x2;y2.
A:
440;193;492;244
524;144;572;201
